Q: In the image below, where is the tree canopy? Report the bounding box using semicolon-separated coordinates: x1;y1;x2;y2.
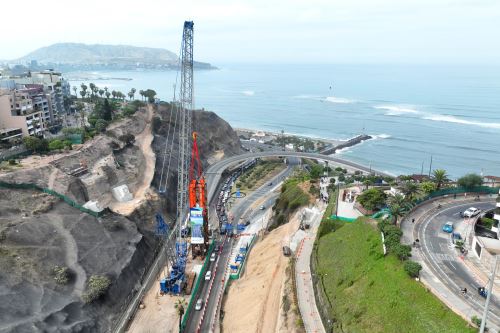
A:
457;173;483;189
357;188;386;211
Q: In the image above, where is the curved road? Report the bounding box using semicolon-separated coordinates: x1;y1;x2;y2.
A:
412;198;500;330
205;150;390;205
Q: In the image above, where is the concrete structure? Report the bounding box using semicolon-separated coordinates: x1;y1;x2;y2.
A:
0;88;44;137
112;185;133;202
0;128;23;143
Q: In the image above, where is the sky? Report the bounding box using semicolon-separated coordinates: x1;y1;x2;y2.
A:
1;0;499;64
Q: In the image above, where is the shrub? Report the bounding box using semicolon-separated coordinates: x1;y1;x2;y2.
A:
357;188;387;211
8;159;16;165
480;217;496;229
393;244;412;260
82;275;111;303
48;139;65;151
404;260;422;278
471;315;481;327
52;265;70;285
277;214;286;226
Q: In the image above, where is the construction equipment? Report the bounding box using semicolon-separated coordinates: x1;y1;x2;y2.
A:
189;132;209;258
159;20;194;295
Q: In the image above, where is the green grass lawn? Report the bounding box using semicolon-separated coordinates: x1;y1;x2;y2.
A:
315;218;475;333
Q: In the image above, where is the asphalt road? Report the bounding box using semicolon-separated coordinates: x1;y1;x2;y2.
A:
416;200;500;328
185;159;296;332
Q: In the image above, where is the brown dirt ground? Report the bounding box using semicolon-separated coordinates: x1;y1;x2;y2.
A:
222;216;300;333
109;105;156;216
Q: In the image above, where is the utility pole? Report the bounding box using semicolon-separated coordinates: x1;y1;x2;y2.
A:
480;255;499;333
420;160;424;175
428;155;433;177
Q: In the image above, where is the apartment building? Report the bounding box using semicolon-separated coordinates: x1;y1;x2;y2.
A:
0;88;44;137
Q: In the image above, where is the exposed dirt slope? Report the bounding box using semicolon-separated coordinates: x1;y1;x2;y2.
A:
0;104;242;332
222;217;299;333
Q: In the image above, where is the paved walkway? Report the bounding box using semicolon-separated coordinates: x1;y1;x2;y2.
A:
295;203;326;333
401;195;499;331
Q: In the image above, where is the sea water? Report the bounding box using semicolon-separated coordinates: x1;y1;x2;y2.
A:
68;63;500;178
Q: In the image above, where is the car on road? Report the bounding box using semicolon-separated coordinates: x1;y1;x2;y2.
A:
442;221;454;233
463;207;481;218
245;220;251;226
195;299;203;311
260;205;265;210
205;271;212;280
268;182;273;186
210;253;216;262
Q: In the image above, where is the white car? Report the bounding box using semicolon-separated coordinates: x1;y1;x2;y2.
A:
205;270;212;281
195;299;203;311
210;253;216;262
463;207;481;218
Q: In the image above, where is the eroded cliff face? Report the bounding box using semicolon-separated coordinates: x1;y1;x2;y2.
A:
0;104;241;332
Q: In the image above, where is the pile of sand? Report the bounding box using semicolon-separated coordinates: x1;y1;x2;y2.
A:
222;217;299;333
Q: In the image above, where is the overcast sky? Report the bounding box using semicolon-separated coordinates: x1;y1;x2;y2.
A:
1;0;499;64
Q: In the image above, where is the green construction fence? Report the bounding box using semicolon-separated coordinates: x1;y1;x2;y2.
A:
0;181;104;217
229;234;257;280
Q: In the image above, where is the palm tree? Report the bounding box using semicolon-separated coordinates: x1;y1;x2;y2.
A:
128;91;134;100
131;88;136;100
389;203;407;225
174;299;187;332
111;90;117;99
399;181;421;201
80;84;88;99
105;91;111;99
72;86;78;97
432;169;449;190
79;90;86;100
98;89;104;98
139;90;144;101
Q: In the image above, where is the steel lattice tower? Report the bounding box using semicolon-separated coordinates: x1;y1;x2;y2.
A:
176;21;194;239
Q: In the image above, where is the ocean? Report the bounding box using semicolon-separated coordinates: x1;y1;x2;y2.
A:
67;64;500;178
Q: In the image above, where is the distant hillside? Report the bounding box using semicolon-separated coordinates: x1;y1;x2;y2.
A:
14;43;215;70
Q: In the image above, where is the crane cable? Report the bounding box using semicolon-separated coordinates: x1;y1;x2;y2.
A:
158;85;177;193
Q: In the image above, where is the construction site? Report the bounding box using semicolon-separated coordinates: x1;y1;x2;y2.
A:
1;20;331;333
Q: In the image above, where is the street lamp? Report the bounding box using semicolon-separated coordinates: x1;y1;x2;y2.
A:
480;253;499;333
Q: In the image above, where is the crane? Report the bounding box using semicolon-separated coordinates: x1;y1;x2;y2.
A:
159;20;194;295
189;132;209;258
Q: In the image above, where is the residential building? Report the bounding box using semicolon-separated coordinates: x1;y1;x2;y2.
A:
0;88;44;137
0;128;23;143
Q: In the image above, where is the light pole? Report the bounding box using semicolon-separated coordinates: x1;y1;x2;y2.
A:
480;254;499;333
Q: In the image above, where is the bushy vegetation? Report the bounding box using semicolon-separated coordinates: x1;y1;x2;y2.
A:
52;265;70;285
457;173;483;188
404;260;423;278
357;188;386;211
82;275;111;303
270;175;310;229
23;136;72;153
314;219;475;333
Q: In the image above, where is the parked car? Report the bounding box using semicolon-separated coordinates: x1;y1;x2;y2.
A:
260;205;265;210
195;299;203;311
463;207;481;218
205;271;212;280
210;253;216;262
442;221;454;233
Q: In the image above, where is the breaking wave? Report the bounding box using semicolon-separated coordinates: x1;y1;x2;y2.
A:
242;90;255;96
374;105;420;116
325;96;355;104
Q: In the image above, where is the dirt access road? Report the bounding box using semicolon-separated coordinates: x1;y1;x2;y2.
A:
109;105;156;216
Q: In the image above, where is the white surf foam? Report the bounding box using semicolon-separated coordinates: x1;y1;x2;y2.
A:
370;133;391;140
374;105;420;116
242;90;255;96
422;114;500;129
325;96;355;104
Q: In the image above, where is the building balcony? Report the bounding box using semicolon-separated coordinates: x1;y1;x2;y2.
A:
494;214;500;222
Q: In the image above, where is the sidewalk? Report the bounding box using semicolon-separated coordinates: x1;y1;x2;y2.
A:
400;195;499;331
294;202;326;333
